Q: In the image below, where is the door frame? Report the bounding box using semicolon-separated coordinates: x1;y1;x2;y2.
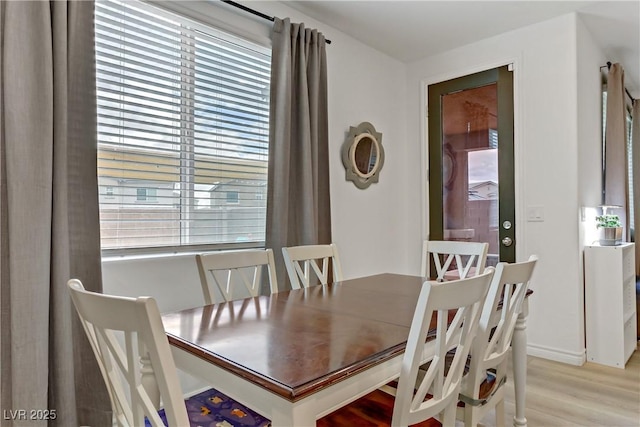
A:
419;59;524;260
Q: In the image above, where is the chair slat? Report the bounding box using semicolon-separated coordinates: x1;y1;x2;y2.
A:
421;240;489;281
196;249;278;304
282;243;343;289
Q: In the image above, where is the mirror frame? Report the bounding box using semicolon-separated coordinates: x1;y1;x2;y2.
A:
341;122;384;189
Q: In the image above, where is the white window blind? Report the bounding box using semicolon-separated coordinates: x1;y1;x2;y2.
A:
95;0;271;252
627;110;634;229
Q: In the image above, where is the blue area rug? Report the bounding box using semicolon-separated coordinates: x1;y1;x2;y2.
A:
146;387;271;427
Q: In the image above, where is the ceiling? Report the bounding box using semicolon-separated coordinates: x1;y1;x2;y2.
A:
285;1;640;98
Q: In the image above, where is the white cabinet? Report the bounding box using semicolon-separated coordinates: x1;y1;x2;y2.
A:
584;243;636;368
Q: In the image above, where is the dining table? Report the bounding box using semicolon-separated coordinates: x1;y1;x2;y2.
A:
161;273;531;427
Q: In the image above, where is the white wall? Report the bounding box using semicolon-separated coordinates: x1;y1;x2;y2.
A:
576;15;610;356
576;14;608;245
103;1;411;310
405;13;609;364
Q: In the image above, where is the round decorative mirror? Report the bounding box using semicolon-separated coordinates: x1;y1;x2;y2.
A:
342;122;384;189
442;143;456;189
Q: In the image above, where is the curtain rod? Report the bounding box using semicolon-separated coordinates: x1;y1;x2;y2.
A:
220;0;332;44
602;62;635;102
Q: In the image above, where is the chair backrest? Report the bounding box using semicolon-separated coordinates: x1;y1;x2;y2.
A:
463;255;538;402
421;240;489;281
67;279;189;427
281;243;343;289
392;268;495;426
196;248;278;304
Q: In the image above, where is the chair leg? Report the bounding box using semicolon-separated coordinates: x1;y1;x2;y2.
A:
464;405;480;427
442;404;457;427
495;400;506;427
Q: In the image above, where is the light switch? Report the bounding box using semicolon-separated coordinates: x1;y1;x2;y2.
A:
527;205;544;222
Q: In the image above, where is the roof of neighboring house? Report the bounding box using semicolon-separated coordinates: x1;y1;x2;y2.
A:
98;145;267;184
207;179;267;192
468;180;498;189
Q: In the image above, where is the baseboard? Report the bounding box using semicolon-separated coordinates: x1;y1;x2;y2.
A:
526;343;586;366
184;385;213;399
179;372;211;398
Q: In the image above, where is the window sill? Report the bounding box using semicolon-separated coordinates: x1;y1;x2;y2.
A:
101;242;266;262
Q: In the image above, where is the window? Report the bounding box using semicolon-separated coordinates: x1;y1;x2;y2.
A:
602;70;636;240
226;191;239;204
626;109;634;231
136;187;157;202
95;0;271;251
488;128;498;149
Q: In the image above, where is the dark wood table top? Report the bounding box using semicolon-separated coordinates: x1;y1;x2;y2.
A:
162;273;424;401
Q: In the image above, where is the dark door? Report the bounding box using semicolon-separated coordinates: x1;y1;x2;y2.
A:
427;66;515;265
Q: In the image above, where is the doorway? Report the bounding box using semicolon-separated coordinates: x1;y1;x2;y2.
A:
427;66;515;265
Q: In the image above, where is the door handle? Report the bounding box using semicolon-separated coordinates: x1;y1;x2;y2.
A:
502;236;513;247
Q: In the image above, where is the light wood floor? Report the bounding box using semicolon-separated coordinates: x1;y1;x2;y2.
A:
474;345;640;427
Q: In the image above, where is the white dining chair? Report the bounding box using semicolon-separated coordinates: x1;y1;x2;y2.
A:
67;279;270;427
421;240;489;281
68;278;190;426
281;243;343;289
196;248;278;304
457;255;538;427
317;268;495;427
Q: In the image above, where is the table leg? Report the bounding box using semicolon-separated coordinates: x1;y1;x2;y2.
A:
270;405;316;427
512;311;528;427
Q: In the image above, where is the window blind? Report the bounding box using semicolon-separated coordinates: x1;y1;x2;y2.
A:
627;110;634;228
95;0;271;251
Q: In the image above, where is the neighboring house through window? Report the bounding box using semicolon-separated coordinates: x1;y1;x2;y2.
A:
95;0;271;251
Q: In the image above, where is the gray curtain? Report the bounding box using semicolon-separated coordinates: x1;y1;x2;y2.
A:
632;100;640;275
604;63;628;235
266;17;331;291
0;1;110;426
